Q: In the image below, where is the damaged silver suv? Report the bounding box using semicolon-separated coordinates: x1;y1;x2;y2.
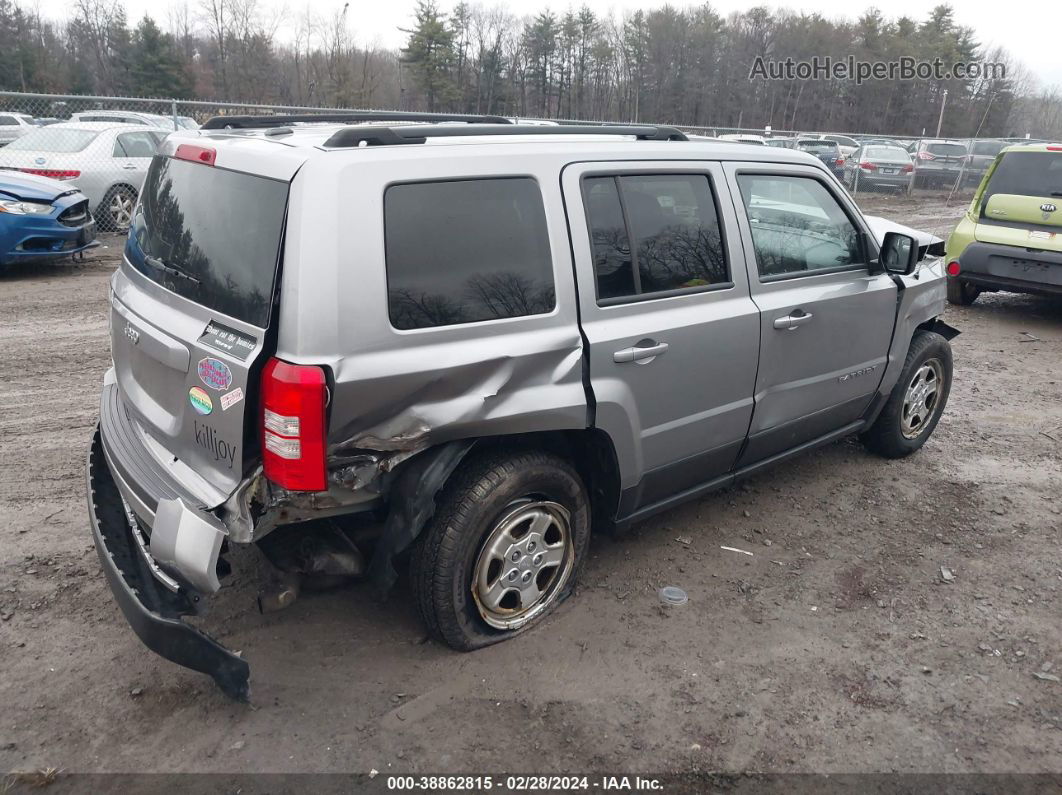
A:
87;113;958;699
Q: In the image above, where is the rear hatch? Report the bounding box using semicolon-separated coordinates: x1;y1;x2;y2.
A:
919;142;966;168
111;142;295;506
975;149;1062;249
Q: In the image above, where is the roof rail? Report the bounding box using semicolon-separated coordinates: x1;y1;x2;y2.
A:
200;111;513;130
322;123;689;148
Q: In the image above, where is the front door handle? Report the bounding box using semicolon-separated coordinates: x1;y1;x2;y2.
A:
614;341;669;363
774;311;814;330
121;163;138;170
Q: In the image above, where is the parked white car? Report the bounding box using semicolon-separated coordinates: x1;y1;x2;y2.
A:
71;110;199;132
805;133;860;157
0;122;167;230
0;113;37;146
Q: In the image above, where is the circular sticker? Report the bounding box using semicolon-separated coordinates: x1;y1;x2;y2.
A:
188;386;213;415
197;357;233;391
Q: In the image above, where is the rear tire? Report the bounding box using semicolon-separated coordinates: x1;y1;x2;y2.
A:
946;277;980;306
861;330;952;459
410;448;590;651
100;185;137;232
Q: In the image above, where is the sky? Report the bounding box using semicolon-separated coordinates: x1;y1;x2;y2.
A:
31;0;1062;89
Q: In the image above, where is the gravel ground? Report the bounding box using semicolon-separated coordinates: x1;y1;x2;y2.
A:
0;192;1060;781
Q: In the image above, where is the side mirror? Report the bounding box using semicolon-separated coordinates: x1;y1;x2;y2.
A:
880;231;919;275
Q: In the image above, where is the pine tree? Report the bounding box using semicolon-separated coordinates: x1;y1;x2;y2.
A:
401;1;456;112
129;16;193;98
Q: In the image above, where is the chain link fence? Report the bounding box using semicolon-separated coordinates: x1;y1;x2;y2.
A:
0;90;1044;231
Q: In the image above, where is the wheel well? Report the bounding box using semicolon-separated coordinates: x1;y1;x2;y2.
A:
456;429;622;532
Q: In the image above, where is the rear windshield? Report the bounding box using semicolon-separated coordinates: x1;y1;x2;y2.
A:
127;156;288;328
981;151;1062;207
865;146;909;160
6;128;99;152
972;141;1005;156
926;143;966;157
798;141;837;153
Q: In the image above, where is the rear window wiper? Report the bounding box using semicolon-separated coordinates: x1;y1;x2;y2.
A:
145;255;201;286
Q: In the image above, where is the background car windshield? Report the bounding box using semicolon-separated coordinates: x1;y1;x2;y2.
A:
981;151;1062;203
127;156;289;328
5;128;99;152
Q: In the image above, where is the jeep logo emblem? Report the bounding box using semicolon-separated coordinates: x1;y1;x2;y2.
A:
1040;203;1057;213
124;324;140;345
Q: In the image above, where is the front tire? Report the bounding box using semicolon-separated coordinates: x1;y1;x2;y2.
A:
861;330;953;459
946;277;980;305
411;449;590;651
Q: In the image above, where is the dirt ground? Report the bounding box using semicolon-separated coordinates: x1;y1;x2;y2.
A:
0;191;1059;781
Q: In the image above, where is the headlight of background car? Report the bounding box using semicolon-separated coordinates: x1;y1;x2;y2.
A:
0;200;53;215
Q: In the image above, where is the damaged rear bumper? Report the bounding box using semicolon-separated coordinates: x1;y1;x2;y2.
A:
87;427;250;700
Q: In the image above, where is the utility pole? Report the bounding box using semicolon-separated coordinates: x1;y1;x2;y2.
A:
935;89;948;138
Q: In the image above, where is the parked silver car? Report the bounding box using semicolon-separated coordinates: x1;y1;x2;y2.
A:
0;113;37;146
843;143;914;190
0;122;167;230
86;113;957;699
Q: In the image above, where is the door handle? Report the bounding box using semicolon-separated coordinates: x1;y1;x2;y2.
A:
773;311;814;330
121;163;138;170
614;341;669;363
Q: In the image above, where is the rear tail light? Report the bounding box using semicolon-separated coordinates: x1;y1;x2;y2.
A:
835;157;845;166
859;161;877;171
260;358;328;491
946;261;961;276
916;151;935;161
174;144;216;166
1047;145;1062;151
18;168;80;180
901;163;914;173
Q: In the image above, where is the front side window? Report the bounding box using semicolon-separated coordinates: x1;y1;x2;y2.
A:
737;174;862;278
385;178;555;330
583;173;729;303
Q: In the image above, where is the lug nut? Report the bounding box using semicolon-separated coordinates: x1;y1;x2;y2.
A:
511;551;520;562
521;571;533;583
533;553;544;566
507;570;518;581
527;540;537;552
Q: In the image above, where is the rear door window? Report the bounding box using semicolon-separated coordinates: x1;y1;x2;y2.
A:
583;173;729;303
0;116;16;126
128;156;289;328
113;132;159;158
385;178;555;330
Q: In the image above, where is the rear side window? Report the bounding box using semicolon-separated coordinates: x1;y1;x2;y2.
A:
128;156;289;328
583;174;729;303
385;178;555;330
0;116;16;126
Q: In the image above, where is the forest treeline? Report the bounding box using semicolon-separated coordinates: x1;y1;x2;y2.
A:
2;0;1061;138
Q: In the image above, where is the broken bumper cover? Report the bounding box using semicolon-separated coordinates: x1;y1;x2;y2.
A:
87;427;250;700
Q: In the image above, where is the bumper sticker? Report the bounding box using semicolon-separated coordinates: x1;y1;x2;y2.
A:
188;386;213;415
220;387;244;411
199;321;257;361
198;357;233;391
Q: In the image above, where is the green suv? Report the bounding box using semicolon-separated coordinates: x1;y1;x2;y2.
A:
945;143;1062;304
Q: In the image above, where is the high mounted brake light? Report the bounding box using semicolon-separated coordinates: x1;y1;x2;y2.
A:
174;144;216;166
261;358;327;491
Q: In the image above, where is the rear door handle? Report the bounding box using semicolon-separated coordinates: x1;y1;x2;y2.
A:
773;311;814;330
614;342;669;363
